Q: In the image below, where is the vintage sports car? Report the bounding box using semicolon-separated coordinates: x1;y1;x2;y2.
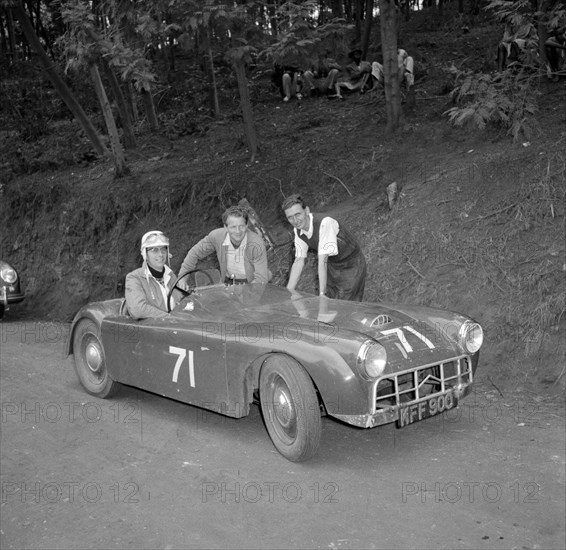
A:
69;270;483;462
0;260;25;319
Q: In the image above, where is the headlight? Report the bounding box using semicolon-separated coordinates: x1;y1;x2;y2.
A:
1;267;17;284
458;321;483;354
357;340;387;379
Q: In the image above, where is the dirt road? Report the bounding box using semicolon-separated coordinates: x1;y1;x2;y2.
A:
1;320;564;549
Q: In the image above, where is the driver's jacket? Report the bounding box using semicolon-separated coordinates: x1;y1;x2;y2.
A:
125;262;178;320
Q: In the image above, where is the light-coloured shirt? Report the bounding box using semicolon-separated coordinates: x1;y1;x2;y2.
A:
147;264;176;310
223;233;248;279
294;213;339;258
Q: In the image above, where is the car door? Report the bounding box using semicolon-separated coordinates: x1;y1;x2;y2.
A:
102;316;231;414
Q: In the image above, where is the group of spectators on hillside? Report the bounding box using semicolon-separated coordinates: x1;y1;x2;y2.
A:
496;21;566;81
272;47;414;102
272;19;566;105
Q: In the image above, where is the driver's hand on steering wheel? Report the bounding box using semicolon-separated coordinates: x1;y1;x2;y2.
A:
177;278;191;292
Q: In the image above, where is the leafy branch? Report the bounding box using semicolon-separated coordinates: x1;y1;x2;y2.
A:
444;69;538;140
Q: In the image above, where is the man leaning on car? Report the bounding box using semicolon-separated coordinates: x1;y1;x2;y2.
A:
282;194;367;301
177;206;269;286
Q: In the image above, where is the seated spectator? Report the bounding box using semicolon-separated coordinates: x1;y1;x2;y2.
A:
125;231;179;320
301;57;341;97
371;48;414;90
545;29;566;81
398;48;414;89
333;49;372;99
272;64;303;102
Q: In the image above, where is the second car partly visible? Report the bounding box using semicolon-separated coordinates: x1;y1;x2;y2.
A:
0;261;25;319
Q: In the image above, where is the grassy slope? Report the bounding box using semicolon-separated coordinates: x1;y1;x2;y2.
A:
1;11;564;393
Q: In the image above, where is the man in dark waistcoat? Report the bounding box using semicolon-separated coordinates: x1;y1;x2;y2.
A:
281;194;367;301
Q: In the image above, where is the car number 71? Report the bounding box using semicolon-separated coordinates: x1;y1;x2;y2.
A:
380;326;435;354
169;346;195;387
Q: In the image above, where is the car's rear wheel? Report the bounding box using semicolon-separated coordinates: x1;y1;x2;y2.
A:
259;355;321;462
73;319;118;398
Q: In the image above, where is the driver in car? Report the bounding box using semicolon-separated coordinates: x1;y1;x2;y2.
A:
178;206;269;286
125;230;179;319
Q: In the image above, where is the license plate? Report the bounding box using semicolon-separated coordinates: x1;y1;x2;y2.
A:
397;391;458;428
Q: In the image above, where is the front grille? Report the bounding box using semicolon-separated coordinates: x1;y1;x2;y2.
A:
374;356;473;410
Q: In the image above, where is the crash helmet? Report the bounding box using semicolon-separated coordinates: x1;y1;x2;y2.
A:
140;230;170;261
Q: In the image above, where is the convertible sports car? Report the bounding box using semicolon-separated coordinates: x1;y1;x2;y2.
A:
69;270;483;462
0;260;25;319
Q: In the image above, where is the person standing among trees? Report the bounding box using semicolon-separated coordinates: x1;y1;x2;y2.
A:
282;194;367;301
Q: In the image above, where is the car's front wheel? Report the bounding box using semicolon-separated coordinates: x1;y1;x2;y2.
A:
73;319;118;398
259;355;321;462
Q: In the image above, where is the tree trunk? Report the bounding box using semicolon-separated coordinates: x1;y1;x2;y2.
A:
102;60;137;150
141;88;159;131
379;0;401;134
89;62;129;178
233;59;258;163
206;44;220;118
33;0;40;35
361;0;374;59
344;0;353;21
126;82;139;124
11;3;107;156
267;2;278;36
354;0;364;43
0;13;7;58
202;24;220;118
6;7;18;62
536;0;548;63
404;0;411;21
318;0;325;25
331;0;344;18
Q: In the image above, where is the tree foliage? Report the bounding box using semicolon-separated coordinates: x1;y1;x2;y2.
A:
444;0;565;139
3;0;563;179
261;1;352;68
445;70;538;140
58;0;156;92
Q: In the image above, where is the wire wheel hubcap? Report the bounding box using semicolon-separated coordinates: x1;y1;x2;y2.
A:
271;376;297;440
85;340;103;374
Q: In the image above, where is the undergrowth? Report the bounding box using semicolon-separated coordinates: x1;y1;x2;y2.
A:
445;69;539;140
362;151;566;369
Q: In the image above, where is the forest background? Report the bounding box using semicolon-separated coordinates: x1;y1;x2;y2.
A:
0;0;565;394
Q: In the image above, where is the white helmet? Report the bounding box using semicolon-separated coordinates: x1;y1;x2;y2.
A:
140;230;170;260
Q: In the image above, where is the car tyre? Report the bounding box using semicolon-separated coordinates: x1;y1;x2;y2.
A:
259;355;321;462
73;319;119;398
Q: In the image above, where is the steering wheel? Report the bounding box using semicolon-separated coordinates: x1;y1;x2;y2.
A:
167;269;216;312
